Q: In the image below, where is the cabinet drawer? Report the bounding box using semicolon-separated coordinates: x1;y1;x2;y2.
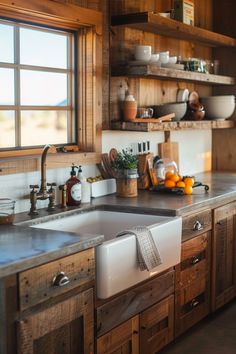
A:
182;209;212;240
19;248;95;311
140;295;174;354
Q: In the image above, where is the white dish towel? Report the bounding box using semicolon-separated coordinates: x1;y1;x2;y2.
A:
116;226;162;271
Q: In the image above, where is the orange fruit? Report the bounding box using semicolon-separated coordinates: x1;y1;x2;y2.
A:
164;179;176;188
184;177;195;187
184;185;193;195
176;181;185;188
165;171;174;179
169;173;180;183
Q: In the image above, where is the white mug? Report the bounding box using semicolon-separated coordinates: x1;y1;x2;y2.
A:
134;45;152;61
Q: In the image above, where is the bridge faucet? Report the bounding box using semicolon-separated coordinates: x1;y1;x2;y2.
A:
29;144;57;215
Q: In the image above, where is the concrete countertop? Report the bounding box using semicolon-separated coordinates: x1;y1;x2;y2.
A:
1;171;236;279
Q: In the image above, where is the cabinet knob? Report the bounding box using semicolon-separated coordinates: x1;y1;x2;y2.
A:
191;256;200;265
52;272;70;287
193;220;203;231
191;299;199;308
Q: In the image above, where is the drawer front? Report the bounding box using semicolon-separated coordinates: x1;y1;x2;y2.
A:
19;248;95;310
182;209;212;240
96;270;174;337
140;295;174;354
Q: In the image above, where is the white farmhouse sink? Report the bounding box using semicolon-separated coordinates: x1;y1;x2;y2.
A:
31;210;182;299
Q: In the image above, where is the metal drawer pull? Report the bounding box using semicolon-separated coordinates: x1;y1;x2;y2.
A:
52;272;70;287
191;299;199;308
191;256;200;265
193;220;203;231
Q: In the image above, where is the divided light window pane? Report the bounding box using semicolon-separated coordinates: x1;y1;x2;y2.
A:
21;111;68;146
20;70;68;106
0;68;15;105
0;111;15;148
0;23;14;63
20;27;68;69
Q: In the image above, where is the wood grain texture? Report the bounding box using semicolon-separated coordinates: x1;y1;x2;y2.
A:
17;288;94;354
96;270;174;337
19;248;95;310
212;201;236;311
140;295;174;354
158;131;179;166
182;209;212;241
97;315;139;354
111;12;236;47
175;231;211;337
112;65;235;85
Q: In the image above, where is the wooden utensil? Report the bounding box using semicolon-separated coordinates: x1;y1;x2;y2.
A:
101;153;116;178
109;148;118;164
158;131;179;167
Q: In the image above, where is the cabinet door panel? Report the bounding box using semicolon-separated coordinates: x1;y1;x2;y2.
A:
140;295;174;354
212;202;236;311
17;288;94;354
97;316;139;354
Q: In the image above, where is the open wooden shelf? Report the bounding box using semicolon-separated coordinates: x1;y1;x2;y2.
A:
111;65;235;85
111;120;235;132
111;12;236;47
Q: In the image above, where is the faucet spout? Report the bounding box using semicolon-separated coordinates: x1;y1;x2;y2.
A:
39;144;56;195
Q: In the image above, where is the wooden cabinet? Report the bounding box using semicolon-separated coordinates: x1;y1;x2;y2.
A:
96;270;175;354
212;201;236;311
97;316;139;354
17;288;94;354
175;210;212;337
140;295;174;354
1;248;95;354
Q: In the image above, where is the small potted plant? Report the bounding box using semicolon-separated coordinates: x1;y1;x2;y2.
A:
113;149;139;197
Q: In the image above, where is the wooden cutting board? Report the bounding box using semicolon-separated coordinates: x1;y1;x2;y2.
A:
158;131;179;167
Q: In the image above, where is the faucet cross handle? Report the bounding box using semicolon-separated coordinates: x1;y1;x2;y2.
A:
30;184;39;191
47;182;57;188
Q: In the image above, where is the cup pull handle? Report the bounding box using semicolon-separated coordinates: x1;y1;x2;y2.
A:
191;299;199;308
191;256;200;265
52;272;70;287
193;220;203;231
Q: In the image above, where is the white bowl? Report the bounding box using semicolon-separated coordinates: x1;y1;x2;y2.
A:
150;53;160;63
159;51;169;64
176;88;189;102
168;56;177;64
134;45;152;62
200;95;235;119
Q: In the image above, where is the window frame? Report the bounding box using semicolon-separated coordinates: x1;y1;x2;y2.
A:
0;19;75;149
0;0;102;174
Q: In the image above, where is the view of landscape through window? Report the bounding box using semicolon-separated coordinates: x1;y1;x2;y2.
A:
0;20;74;149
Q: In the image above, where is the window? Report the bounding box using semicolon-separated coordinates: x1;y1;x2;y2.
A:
0;19;75;149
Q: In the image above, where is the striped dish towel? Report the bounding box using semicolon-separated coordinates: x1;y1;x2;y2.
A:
116;226;162;271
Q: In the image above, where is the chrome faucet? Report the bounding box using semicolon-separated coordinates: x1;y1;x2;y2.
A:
29;144;57;215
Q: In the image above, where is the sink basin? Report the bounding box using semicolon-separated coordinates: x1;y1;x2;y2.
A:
31;210;182;299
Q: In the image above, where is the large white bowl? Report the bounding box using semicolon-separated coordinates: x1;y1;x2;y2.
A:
200;95;235;119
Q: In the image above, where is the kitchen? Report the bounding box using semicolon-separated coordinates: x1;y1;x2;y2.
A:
0;0;236;353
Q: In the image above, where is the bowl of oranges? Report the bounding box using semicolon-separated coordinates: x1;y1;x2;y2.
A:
163;172;195;195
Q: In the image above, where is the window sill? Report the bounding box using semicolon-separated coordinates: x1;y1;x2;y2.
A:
0;151;101;175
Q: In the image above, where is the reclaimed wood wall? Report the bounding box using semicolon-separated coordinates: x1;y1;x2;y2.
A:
212;0;236;171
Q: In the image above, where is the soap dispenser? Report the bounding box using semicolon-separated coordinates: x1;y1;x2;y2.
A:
78;165;91;203
66;165;81;206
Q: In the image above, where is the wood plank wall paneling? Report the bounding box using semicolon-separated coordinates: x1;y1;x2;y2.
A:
212;0;236;171
109;0;214;123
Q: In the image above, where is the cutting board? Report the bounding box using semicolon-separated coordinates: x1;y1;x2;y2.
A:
158;131;179;167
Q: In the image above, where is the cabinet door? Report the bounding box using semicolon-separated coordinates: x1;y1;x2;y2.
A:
17;288;94;354
97;316;139;354
140;295;174;354
212;202;236;311
175;232;211;336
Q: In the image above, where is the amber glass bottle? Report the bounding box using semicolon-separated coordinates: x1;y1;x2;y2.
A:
66;166;82;206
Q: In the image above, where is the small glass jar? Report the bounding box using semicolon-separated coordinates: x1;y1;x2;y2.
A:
0;198;16;225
